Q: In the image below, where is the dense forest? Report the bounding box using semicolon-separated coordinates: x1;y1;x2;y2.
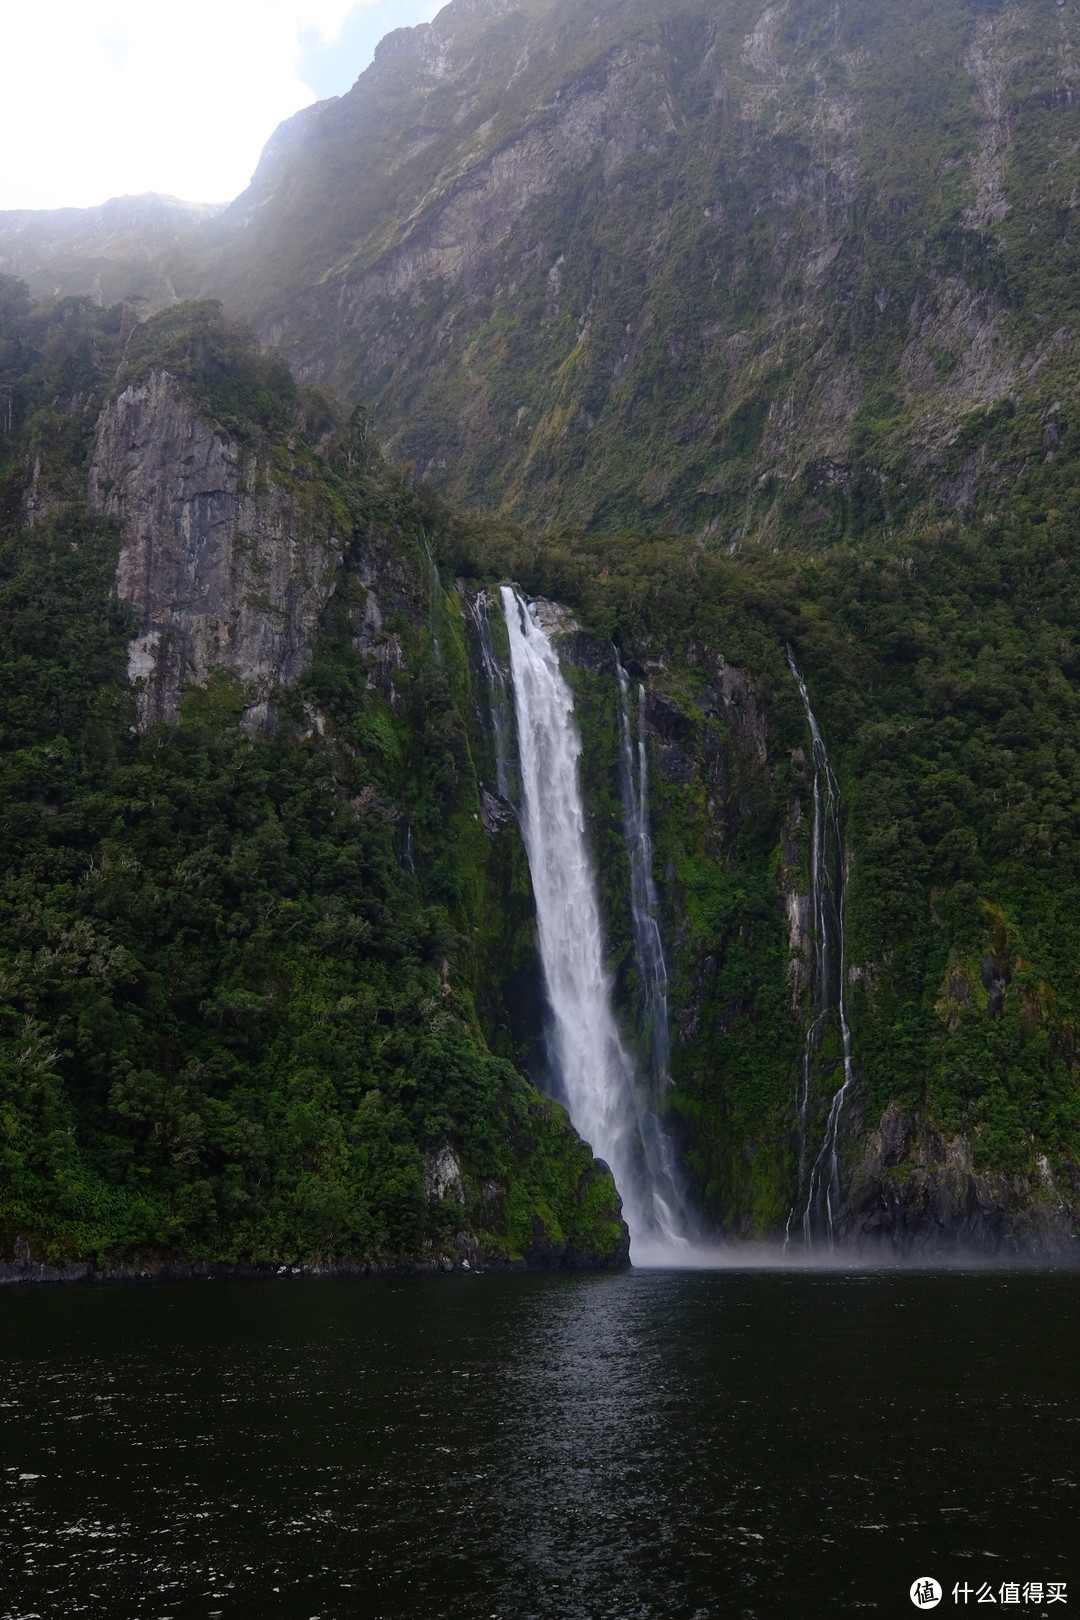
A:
3;283;1079;1268
4;0;1080;1269
0;288;626;1271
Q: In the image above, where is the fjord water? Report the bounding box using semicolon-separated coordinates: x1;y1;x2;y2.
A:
2;1268;1077;1618
500;589;689;1251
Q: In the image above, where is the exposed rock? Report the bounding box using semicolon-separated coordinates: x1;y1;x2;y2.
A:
87;369;344;730
740;1;790;103
479;786;513;834
641;689;689;745
784;889;812;1011
962;10;1018;232
527;595;583;640
21;455;53;527
702;653;769;768
780;784;812;1010
424;1142;466;1203
841;1102;1080;1258
350;536;412;701
901;275;1017;431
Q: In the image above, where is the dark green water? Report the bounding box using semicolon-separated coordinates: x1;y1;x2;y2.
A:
1;1267;1077;1619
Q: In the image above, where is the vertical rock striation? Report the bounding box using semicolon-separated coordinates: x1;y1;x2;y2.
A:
88;368;344;730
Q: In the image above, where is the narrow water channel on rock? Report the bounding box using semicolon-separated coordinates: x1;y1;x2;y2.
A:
786;647;856;1249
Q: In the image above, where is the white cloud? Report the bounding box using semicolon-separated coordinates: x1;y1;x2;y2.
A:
0;1;433;211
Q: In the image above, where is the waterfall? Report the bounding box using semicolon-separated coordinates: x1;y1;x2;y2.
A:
424;544;444;665
615;650;670;1086
467;592;514;803
501;587;690;1254
785;647;855;1247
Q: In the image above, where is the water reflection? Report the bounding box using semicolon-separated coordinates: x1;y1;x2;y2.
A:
494;1276;691;1618
0;1269;1077;1618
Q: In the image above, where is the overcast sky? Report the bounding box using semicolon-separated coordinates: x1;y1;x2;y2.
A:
1;1;442;212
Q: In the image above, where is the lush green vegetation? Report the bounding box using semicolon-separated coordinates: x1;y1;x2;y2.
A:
3;254;1080;1257
446;487;1080;1228
0;0;1071;1246
0;292;623;1269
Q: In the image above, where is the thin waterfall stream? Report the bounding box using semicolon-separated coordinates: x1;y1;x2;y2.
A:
467;593;514;802
786;647;855;1247
500;587;690;1255
424;543;445;665
615;650;670;1088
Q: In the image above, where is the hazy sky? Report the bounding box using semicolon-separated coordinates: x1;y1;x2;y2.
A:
1;1;442;212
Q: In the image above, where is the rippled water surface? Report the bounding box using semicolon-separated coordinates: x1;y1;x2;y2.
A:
1;1267;1078;1618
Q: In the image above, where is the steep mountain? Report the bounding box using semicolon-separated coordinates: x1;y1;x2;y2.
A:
0;194;220;309
179;0;1080;535
7;0;1080;537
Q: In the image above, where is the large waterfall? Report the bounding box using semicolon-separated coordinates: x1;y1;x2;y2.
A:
786;648;855;1247
500;587;689;1255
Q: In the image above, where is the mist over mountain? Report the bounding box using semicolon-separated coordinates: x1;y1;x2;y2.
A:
7;0;1080;537
3;0;1080;1275
0;194;222;310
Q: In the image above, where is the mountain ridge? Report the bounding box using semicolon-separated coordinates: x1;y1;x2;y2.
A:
10;0;1080;538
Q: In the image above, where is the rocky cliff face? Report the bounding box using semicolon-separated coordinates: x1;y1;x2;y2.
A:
843;1102;1080;1259
9;0;1080;536
87;369;343;730
185;0;1080;536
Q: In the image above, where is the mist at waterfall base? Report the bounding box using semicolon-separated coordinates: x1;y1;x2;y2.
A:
499;588;692;1261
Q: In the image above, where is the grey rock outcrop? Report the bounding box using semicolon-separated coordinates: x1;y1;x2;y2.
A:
841;1102;1080;1259
423;1143;467;1203
88;369;344;730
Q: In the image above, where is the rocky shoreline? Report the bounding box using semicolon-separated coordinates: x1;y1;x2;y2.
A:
0;1230;631;1287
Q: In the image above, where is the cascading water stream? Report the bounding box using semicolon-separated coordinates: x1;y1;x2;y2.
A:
500;587;690;1254
467;592;514;803
423;543;444;665
785;647;855;1247
615;650;670;1087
